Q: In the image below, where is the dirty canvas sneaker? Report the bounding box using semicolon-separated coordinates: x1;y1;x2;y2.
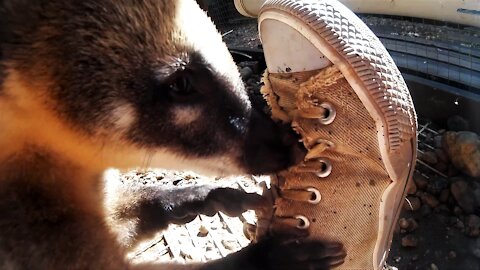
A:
246;0;418;269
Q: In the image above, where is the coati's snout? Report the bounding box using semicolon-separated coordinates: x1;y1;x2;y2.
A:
242;107;305;175
0;0;301;176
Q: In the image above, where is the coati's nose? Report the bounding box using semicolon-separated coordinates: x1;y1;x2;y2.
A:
242;109;306;175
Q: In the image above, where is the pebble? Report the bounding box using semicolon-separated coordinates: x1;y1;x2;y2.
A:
434;162;449;174
421;204;433;216
434;135;443;148
401;234;418;247
421;151;438;165
246;78;258;87
399;217;419;232
414;173;429;190
429;263;439;270
473;238;480;258
434;204;450;213
221;239;238;251
453;206;464;217
450;217;464;230
448;250;457;259
399;218;409;230
239;66;253;80
447;115;470;131
435;149;449;163
426;177;449;195
407;181;417;195
450;178;478;214
443;131;480;177
447;165;459;177
404;196;422;211
421;192;440;208
198;225;209;237
439;189;450;203
465;214;480;237
473;248;480;259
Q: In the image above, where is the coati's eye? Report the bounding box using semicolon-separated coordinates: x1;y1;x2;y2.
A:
168;75;197;100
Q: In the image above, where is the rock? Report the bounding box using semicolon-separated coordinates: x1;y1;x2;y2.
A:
453;206;464;217
447;115;470;131
398;217;418;233
443;131;480;177
435;149;449;163
407;181;417;195
399;218;409;230
452;217;465;230
426;177;449;195
401;234;418;247
421;192;440;208
447;165;459;177
473;238;480;258
246;78;258;86
239;66;253;80
465;214;480;237
420;151;438;165
404;196;421;211
414;173;429;190
429;263;439;270
434;135;443;148
439;189;450;203
434;162;449;174
421;204;432;216
434;204;450;213
473;248;480;259
450;178;478;214
197;225;209;237
448;250;457;259
221;239;237;250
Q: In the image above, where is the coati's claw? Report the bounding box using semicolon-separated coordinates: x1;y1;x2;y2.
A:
170;187;267;220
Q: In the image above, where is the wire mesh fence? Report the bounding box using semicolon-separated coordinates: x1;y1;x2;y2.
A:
359;15;480;95
207;2;480;95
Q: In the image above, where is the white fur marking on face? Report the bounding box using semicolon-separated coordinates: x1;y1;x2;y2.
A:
172;106;201;126
112;103;136;130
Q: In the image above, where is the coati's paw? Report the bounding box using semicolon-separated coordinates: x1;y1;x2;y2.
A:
240;238;346;270
169;187;266;224
205;236;345;270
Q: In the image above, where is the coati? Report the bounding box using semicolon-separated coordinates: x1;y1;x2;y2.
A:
0;0;346;269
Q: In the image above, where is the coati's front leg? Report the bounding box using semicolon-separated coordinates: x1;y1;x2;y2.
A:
105;179;265;248
106;180;346;270
133;237;346;270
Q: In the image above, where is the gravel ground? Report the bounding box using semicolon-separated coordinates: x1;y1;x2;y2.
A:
127;17;480;270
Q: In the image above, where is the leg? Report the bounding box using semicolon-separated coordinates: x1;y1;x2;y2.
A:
104;174;265;248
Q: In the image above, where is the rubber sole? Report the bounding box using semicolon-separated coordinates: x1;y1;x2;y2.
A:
259;0;417;268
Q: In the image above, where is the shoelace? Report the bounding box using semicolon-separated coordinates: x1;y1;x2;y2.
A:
269;97;337;232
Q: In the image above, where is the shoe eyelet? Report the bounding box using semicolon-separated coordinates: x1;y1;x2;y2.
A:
306;187;321;204
319;102;336;125
315;158;332;178
294;215;310;229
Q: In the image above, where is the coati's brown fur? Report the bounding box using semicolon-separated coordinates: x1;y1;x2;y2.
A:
0;0;345;269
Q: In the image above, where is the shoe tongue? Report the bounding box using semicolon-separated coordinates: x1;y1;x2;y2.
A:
261;69;322;123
